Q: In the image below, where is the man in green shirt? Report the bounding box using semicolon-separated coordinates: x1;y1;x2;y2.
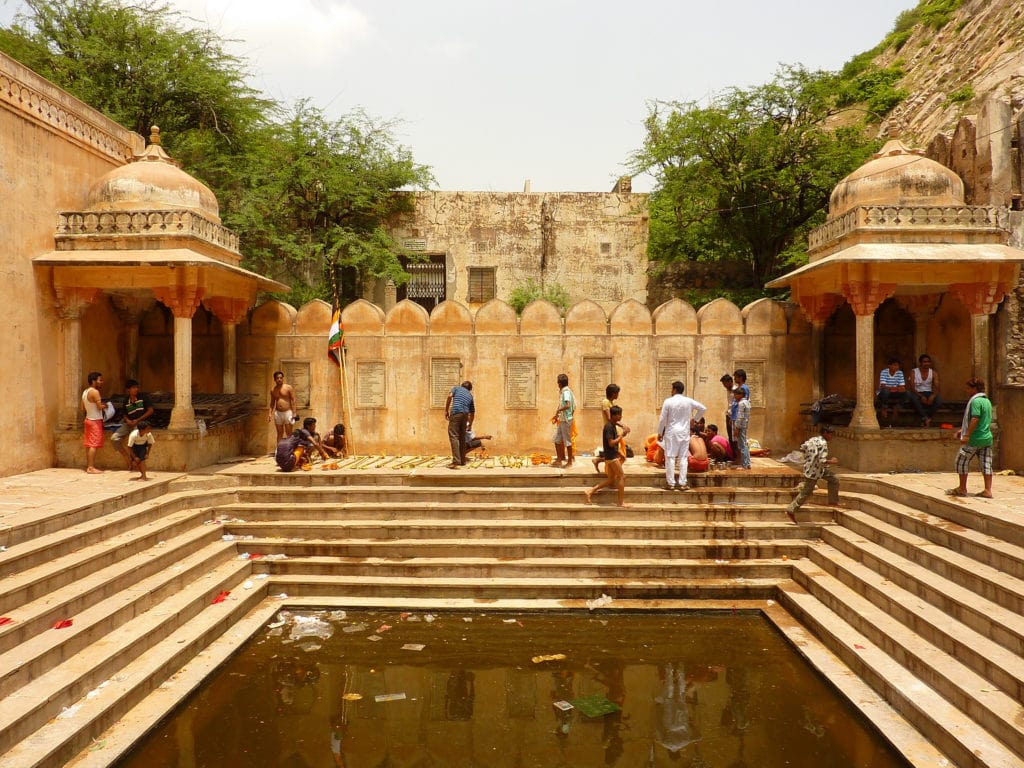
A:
947;377;994;498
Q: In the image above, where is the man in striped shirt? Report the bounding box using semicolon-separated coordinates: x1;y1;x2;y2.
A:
445;381;475;468
876;357;908;426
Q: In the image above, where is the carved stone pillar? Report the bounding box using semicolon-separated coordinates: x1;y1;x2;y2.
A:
110;293;156;382
895;294;941;360
384;279;397;312
842;277;896;430
794;291;844;402
205;297;250;395
55;287;100;429
153;282;205;430
948;280;1012;383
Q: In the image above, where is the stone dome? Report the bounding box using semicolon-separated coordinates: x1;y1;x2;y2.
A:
85;127;221;221
828;139;965;218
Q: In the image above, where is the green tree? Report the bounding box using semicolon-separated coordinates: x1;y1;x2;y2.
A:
632;66;878;287
230;101;434;304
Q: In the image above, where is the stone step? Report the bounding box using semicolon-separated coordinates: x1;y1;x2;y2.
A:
0;527;226;658
231;485;805;505
265;573;782;600
0;508;219;613
0;576;265;768
804;541;1024;700
790;555;1024;759
241;537;809;561
254;554;795;580
0;556;251;755
777;580;1024;768
841;493;1024;583
235;470;802;490
216;499;834;523
821;522;1024;656
0;478;180;549
0;491;229;578
221;517;821;541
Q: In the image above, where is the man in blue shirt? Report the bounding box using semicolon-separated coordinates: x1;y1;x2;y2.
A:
876;357;908;426
444;381;475;469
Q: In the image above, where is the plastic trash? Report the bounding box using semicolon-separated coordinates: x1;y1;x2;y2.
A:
342;693;362;701
0;617;13;627
780;450;804;464
375;693;406;702
327;610;348;622
52;619;73;629
586;594;613;611
571;694;621;718
401;643;425;651
342;623;368;634
531;653;566;664
423;614;436;623
367;635;382;642
242;580;254;590
211;591;230;604
289;615;335;641
57;704;82;719
553;700;574;711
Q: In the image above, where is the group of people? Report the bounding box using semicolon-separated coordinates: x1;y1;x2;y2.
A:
80;372;156;480
876;353;942;427
268;371;348;472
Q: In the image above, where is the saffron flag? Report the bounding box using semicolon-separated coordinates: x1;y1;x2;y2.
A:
328;306;344;367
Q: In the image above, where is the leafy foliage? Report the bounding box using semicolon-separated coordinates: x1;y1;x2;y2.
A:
631;66;878;287
0;0;433;303
507;280;571;315
947;84;975;105
836;67;908;118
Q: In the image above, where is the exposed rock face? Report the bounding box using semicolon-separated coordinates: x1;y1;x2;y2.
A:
878;0;1024;145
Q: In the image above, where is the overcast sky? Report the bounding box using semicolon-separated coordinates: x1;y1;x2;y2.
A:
1;0;918;192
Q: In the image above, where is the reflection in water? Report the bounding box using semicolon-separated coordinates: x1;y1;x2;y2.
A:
116;611;912;768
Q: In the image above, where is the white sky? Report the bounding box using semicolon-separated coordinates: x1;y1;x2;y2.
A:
1;0;918;192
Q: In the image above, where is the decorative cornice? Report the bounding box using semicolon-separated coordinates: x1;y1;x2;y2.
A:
0;53;138;163
808;205;1009;253
56;210;240;254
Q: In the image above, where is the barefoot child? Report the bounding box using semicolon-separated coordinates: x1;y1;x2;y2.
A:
585;406;630;507
593;383;621;474
127;420;155;481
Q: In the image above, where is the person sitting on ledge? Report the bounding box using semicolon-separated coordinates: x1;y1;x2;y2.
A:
876;357;909;426
908;353;942;427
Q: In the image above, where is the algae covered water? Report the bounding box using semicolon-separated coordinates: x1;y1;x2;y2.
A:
117;610;910;768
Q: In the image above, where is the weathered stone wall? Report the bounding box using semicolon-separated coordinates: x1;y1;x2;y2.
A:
239;297;813;459
0;52;143;477
646;260;756;308
383;191;649;312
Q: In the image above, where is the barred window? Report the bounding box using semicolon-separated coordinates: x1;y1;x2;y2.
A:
468;267;496;303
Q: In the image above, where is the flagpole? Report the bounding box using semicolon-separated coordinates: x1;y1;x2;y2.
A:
340;342;354;455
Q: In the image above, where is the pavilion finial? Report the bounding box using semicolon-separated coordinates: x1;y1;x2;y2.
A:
149;125;161;146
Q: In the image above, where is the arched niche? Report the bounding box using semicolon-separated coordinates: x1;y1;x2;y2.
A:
296;299;332;335
564;299;607;335
474;299;518;335
824;303;856;398
742;298;788;335
250;300;296;335
652;298;697;335
609;299;653;335
341;299;385;335
430;300;474;335
384;299;429;335
520;300;562;335
697;298;743;335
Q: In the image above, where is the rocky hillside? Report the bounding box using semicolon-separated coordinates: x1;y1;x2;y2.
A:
874;0;1024;143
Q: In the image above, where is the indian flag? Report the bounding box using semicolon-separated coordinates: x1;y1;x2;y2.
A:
328;306;344;366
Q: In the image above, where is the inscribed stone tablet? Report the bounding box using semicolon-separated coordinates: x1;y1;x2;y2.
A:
505;358;537;409
656;360;688;404
356;361;386;408
282;361;311;407
733;360;765;408
431;358;462;409
582;358;613;407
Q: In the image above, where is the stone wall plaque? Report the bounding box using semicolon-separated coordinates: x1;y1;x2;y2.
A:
282;361;311;407
356;361;386;408
505;358;537;409
582;357;613;407
656;360;688;406
430;358;463;409
733;360;766;408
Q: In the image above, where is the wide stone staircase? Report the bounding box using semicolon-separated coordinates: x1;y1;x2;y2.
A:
0;466;1021;768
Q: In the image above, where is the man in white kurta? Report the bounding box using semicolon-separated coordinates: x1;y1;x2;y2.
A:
658;381;707;490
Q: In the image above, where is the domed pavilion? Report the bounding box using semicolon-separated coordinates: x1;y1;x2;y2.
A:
33;127;286;467
768;139;1024;471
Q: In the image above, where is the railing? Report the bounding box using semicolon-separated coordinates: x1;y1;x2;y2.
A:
56;209;240;253
808;205;1009;251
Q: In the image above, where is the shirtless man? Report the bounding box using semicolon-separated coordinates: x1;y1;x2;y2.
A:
268;371;297;439
81;371;106;474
